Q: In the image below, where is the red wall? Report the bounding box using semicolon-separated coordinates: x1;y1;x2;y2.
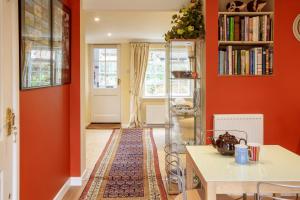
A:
20;0;81;199
206;0;300;154
20;87;70;200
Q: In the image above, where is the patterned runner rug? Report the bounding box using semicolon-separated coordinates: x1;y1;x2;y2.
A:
80;128;167;200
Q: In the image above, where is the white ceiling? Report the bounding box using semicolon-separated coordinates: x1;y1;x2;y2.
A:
83;0;190;11
84;11;176;44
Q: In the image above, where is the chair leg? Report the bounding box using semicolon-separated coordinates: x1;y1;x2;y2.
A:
254;193;259;200
242;193;247;200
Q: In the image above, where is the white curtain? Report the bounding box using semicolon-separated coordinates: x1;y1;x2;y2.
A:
129;43;150;128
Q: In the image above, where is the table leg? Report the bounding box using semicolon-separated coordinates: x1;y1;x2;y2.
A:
205;183;216;200
186;154;193;190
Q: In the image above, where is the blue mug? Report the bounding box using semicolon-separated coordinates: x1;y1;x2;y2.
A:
235;144;249;165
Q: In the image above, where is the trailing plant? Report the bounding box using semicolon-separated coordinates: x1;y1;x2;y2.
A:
164;0;205;41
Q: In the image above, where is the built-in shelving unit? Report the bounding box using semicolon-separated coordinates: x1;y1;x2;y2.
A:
218;0;274;76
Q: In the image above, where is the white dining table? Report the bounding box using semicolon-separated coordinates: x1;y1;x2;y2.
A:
186;145;300;200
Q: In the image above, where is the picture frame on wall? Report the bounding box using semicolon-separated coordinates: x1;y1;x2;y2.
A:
53;0;71;85
19;0;71;90
19;0;52;89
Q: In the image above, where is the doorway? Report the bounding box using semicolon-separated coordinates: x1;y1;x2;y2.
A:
89;45;121;123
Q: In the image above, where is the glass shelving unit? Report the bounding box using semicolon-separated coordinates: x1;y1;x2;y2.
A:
164;39;205;194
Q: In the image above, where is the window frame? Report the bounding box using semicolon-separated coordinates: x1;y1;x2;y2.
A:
90;44;120;90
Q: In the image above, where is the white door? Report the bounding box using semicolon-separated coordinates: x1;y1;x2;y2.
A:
90;45;121;123
0;0;19;199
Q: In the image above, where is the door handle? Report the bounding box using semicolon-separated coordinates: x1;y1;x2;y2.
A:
118;78;121;86
6;108;16;136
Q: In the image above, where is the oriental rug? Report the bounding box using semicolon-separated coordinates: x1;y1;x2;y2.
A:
80;128;167;200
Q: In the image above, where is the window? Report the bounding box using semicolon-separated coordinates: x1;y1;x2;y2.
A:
144;49;166;97
144;48;192;98
93;47;118;89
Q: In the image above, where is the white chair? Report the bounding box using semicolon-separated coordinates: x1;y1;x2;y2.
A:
257;182;300;200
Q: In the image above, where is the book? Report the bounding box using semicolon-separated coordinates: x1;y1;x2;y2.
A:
249;17;253;41
245;17;249;41
266;48;269;75
269;48;273;74
253;17;259;41
257;47;263;75
254;48;258;75
245;50;250;75
234;16;240;41
227;46;232;75
262;48;266;74
241;18;245;41
237;50;241;74
241;50;246;75
226;16;230;41
230;17;234;41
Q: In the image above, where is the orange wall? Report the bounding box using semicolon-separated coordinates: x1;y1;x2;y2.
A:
20;86;70;199
206;0;300;154
20;0;81;199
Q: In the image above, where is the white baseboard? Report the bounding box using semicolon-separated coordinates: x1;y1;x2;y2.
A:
121;123;129;128
53;179;70;200
70;169;87;186
53;169;87;200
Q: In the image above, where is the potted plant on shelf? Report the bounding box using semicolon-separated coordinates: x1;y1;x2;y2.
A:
164;0;205;41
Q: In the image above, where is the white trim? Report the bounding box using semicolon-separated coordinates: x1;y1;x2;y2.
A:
52;179;71;200
70;169;87;186
121;123;129;128
53;169;87;199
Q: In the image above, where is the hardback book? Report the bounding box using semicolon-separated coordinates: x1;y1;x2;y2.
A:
245;50;250;75
263;15;268;41
269;48;273;74
226;17;230;41
232;50;235;75
266;48;270;75
224;15;227;41
241;18;245;41
241;50;246;75
234;16;240;41
250;49;254;74
249;17;253;41
262;48;266;74
237;50;241;75
245;17;249;41
254;48;258;75
218;16;222;40
230;17;234;41
257;47;263;75
227;46;232;75
219;51;225;75
253;17;259;41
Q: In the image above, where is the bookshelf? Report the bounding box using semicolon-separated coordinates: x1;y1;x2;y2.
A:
218;0;274;76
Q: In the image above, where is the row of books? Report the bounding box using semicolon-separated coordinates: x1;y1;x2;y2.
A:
218;46;273;75
218;15;273;42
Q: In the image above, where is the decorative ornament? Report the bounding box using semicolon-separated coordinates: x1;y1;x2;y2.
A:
226;1;247;12
293;14;300;42
247;0;267;12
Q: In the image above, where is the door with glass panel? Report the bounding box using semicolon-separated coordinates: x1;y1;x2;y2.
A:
90;45;121;123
